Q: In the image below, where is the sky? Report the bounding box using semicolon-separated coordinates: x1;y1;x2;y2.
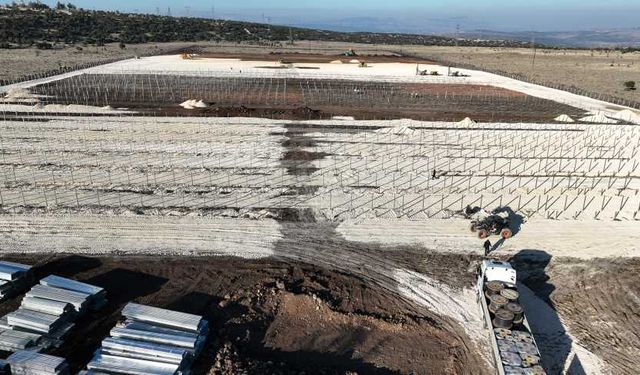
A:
5;0;640;32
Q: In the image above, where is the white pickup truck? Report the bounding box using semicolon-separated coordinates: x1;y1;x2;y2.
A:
477;260;546;375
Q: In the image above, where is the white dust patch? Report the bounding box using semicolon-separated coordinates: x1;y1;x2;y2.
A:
393;269;484;337
179;99;210;109
0;103;129;114
0;215;280;259
331;116;355;121
554;114;575;123
518;283;608;374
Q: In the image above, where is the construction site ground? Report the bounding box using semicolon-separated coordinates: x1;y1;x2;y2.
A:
1;51;640;374
0;254;484;374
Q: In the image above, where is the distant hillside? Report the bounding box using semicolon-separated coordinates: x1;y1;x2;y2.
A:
460;29;640;48
0;4;538;49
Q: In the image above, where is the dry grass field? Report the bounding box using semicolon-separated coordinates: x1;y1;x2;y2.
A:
0;42;193;82
402;46;640;103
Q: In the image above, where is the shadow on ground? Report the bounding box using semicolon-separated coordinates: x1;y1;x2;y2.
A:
510;249;584;375
48;268;168;372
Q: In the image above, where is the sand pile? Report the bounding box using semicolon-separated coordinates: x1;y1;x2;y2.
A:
1;88;40;103
579;112;618;124
4;88;33;99
554;114;575;123
180;99;210;109
615;109;640;124
457;117;477;126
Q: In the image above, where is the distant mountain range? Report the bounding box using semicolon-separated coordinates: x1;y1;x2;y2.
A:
449;29;640;48
204;12;639;48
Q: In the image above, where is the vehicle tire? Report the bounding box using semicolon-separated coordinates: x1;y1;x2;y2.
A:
478;229;488;239
501;228;513;239
470;223;477;232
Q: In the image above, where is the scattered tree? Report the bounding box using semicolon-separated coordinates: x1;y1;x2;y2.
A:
28;2;49;10
624;81;637;91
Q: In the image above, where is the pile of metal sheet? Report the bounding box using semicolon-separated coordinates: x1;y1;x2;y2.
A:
0;275;105;352
7;351;69;375
86;303;209;375
0;261;33;301
39;275;107;311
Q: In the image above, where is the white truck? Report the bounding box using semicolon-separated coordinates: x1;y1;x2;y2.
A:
477;260;546;375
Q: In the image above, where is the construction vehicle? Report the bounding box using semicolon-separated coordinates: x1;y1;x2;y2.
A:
477;260;546;375
466;207;512;239
344;48;357;57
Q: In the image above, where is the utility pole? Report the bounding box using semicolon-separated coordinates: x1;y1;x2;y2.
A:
211;6;215;19
167;7;171;17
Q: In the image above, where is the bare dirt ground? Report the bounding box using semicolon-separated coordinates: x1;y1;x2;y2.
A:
401;46;640;103
29;74;584;122
0;254;484;374
509;253;640;375
196;52;433;64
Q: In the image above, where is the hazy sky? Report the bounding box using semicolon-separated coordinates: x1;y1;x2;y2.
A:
5;0;639;32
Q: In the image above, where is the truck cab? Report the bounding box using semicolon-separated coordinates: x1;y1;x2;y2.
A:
477;260;517;295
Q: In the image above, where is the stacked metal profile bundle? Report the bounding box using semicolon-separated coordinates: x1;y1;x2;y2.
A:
39;275;107;311
6;351;69;375
0;261;34;301
86;303;208;375
0;275;105;352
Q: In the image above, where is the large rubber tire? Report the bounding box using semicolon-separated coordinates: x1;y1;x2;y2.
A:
478;229;488;239
501;228;513;239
